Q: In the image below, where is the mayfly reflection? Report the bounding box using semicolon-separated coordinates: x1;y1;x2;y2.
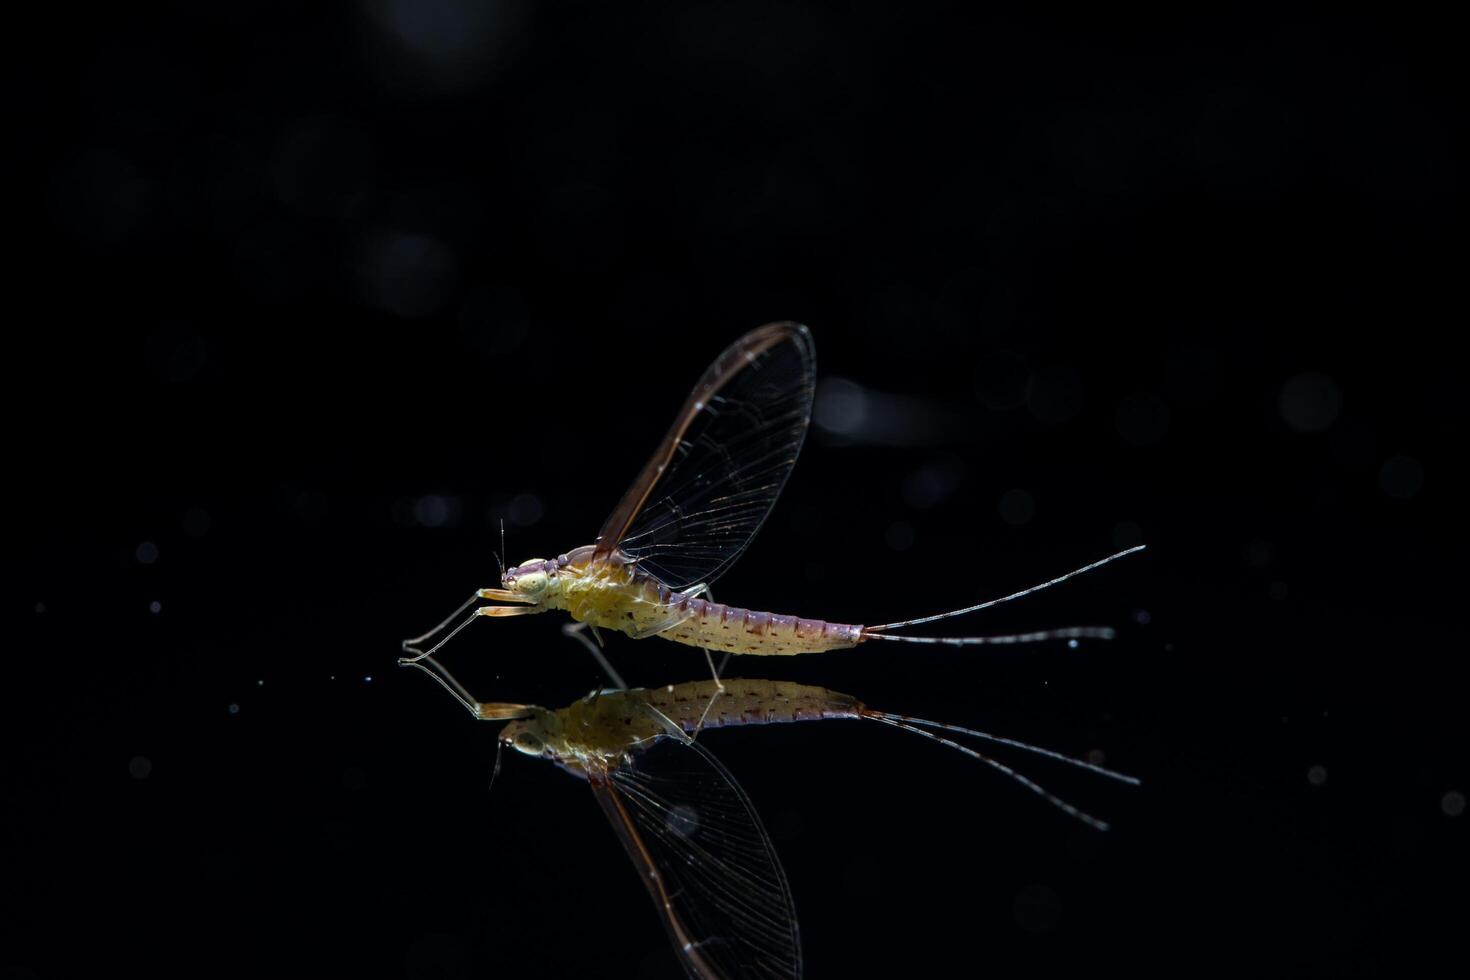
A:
401;653;1138;980
403;322;1144;676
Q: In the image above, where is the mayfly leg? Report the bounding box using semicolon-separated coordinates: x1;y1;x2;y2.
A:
396;652;534;723
398;649;481;716
401;590;480;657
681;584;728;740
563;622;629;691
401;587;538;663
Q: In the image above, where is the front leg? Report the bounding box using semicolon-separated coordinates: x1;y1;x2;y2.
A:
401;588;542;663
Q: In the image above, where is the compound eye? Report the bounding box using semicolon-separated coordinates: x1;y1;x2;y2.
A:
516;571;548;595
513;732;544;755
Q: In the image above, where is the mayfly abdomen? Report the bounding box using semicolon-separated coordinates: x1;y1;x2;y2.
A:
638;679;863;731
660;597;864;655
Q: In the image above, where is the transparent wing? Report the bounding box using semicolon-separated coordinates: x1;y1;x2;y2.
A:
593;322;815;590
589;737;801;980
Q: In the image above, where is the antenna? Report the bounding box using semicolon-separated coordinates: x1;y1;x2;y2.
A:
495;518;507;579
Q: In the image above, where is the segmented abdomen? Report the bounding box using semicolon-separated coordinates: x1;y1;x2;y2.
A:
637;679;862;731
660;595;864;655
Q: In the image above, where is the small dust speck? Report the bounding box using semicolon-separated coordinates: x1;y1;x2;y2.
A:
364;675;373;683
1307;765;1327;786
136;540;159;565
129;755;152;779
149;600;162;614
228;703;240;715
1442;791;1465;817
256;679;264;686
35;602;45;614
1267;580;1288;600
1133;609;1152;625
1067;639;1078;649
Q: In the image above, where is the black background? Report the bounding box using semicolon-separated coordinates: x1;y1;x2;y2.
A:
5;4;1464;978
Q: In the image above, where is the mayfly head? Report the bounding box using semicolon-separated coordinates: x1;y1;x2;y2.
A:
502;558;554;602
499;709;561;761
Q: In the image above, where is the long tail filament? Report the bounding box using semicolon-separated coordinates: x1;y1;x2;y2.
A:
862;710;1138;831
864;544;1145;635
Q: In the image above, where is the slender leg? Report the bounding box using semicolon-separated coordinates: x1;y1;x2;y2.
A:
475;588;536;604
474;605;538;618
688;586;726;741
562;622;629;691
397;653;532;722
399;603;537;664
401;591;480;653
398;652;478;715
401;588;537;662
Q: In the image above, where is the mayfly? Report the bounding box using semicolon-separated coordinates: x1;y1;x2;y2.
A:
401;652;1138;980
403;322;1142;673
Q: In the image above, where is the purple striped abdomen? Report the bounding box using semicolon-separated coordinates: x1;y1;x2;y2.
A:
662;597;864;655
637;680;862;731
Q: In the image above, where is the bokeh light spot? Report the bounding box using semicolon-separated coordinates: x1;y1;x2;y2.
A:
1027;365;1085;425
813;377;868;436
506;493;544;527
1164;345;1222;404
902;460;964;509
136;541;159;565
1280;372;1342;433
413;494;459;528
1378;455;1425;501
1115;392;1170;447
354;232;459;318
52;148;153;246
975;351;1030;411
182;507;212;537
1243;538;1275;567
